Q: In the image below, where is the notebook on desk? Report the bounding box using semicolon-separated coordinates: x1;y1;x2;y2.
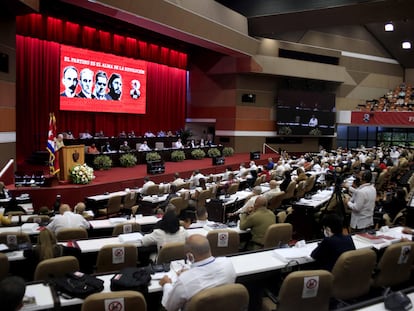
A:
272;247;313;264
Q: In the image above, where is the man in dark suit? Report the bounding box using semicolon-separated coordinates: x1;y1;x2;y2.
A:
76;68;95;99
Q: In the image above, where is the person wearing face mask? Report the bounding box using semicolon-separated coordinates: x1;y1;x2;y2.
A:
310;213;355;271
159;234;236;311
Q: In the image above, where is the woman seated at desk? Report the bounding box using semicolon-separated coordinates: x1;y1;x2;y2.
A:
141;210;187;251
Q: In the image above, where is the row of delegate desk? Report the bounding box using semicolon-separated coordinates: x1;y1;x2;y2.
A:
20;226;413;311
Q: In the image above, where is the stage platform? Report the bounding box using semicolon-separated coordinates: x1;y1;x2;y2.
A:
9;152;278;212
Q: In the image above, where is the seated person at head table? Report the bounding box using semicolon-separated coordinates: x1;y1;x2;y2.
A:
188;139;196;148
174;138;183;149
311;213;355;271
0;276;26;311
23;228;81;267
239;195;275;250
46;204;90;234
141;210;188;250
80;131;93;139
94;130;105;138
157;130;166;137
166;130;174;137
128;130;136;138
144;130;155;138
138;140;151;152
86;143;99;154
141;176;156;195
159;234;236;311
119;140;131;152
308;114;318;127
199;138;205;147
65;131;74;139
103;141;112;153
118;131;127;138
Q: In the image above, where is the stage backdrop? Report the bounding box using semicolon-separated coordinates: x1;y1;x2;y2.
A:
16;14;187;165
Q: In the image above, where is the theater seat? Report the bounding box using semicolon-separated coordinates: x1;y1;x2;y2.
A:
186;283;249;311
82;290;146;311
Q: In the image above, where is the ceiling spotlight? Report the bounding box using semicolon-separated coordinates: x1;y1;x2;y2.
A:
384;22;394;32
402;41;412;49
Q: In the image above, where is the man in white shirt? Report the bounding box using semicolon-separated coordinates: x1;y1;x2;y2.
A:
139;140;151;152
308;114;318;127
159;234;236;311
189;170;205;188
47;204;90;234
344;170;376;232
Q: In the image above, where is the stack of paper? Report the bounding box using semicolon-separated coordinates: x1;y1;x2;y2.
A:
273;247;313;263
118;232;143;243
109;217;127;224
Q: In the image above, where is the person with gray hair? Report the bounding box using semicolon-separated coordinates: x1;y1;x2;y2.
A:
228;185;262;217
76;68;95;98
239;195;276;250
159;234;236;311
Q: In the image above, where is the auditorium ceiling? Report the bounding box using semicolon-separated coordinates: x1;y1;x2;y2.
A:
216;0;414;68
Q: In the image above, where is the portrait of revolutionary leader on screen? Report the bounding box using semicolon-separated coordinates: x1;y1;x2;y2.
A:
107;73;122;100
76;68;95;99
60;66;78;98
130;79;141;99
94;71;111;100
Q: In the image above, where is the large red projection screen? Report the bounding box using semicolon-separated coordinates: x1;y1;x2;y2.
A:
59;45;147;114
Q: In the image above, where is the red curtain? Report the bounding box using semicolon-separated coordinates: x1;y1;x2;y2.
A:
16;14;187;165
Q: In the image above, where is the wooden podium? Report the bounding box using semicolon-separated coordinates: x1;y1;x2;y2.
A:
58;145;85;181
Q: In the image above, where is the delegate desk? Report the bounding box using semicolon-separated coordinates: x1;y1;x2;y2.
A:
21;226;412;311
89;215;161;235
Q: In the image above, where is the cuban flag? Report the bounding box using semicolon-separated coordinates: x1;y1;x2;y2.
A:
47;113;59;175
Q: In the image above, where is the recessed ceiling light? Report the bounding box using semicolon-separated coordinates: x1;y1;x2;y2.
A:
402;41;412;49
384;23;394;32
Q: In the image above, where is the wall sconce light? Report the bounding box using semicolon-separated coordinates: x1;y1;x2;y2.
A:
402;41;412;49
